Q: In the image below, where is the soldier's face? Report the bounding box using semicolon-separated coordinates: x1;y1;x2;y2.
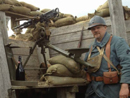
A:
90;25;107;42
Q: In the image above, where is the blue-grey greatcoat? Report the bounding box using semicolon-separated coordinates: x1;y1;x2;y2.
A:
84;32;130;98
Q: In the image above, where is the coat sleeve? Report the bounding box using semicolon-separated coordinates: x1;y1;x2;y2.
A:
115;37;130;83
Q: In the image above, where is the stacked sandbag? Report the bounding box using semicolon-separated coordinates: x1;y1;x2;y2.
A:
9;34;15;40
40;55;88;86
9;6;31;15
54;16;76;27
95;0;110;17
76;15;89;23
0;4;11;11
95;8;110;17
20;2;39;11
96;0;109;11
123;6;130;20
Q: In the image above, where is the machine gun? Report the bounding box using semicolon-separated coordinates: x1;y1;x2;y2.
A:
14;8;59;29
14;8;94;70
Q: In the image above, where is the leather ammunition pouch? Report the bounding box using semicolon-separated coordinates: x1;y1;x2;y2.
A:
103;71;119;84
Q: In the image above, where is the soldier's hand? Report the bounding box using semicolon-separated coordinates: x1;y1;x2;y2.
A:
119;83;129;98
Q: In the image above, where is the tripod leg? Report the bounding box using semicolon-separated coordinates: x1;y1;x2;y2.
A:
41;46;48;70
23;42;37;68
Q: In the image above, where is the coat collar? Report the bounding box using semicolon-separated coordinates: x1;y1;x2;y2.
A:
93;32;111;49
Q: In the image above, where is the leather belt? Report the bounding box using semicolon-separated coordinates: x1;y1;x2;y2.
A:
91;76;103;81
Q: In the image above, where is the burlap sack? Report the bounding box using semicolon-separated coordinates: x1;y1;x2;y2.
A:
76;15;89;22
88;13;94;19
0;0;3;3
53;12;64;22
123;6;130;12
0;4;11;11
41;8;51;13
15;33;33;41
25;28;34;34
46;64;75;77
11;0;21;6
9;35;15;40
9;6;31;15
97;0;108;11
28;11;42;16
54;16;76;27
3;0;14;5
20;2;40;11
95;8;110;17
63;13;73;18
48;55;81;74
44;76;88;86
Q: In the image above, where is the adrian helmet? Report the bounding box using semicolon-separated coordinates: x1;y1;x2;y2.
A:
87;15;107;30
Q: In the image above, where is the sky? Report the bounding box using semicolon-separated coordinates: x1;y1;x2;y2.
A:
8;0;130;36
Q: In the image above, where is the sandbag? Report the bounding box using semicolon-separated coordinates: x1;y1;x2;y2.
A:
44;76;88;86
123;6;130;12
76;15;88;22
41;8;51;13
15;33;33;41
25;28;34;34
11;0;21;6
0;0;3;3
9;35;15;40
46;64;75;77
53;12;64;21
46;64;87;78
63;13;73;18
20;2;40;11
3;0;14;5
0;4;11;11
28;11;42;16
9;6;31;15
88;13;94;19
48;55;81;74
97;0;108;11
95;8;110;17
54;16;76;27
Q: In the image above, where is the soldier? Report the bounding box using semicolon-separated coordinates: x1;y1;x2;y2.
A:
84;15;130;98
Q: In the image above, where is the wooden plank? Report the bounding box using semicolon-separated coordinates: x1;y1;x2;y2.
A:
50;30;93;44
108;0;127;41
9;39;36;47
49;38;95;55
11;81;38;86
12;47;37;56
0;12;11;98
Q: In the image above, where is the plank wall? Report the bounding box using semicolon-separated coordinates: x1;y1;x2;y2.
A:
49;17;130;59
9;39;41;81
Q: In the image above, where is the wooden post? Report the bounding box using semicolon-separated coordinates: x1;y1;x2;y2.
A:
0;11;12;98
108;0;128;42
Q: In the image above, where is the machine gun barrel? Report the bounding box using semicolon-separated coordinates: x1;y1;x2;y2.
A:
46;43;94;67
14;8;59;29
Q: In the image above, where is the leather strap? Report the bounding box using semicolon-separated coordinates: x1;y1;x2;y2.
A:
106;36;112;72
87;46;93;60
91;76;103;81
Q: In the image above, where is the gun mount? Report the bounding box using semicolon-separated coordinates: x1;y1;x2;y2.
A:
14;8;94;70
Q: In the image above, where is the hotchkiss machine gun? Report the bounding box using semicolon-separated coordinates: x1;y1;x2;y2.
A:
14;8;94;71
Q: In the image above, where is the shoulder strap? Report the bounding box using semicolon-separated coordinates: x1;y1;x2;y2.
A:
105;35;119;74
87;46;93;60
106;36;112;72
